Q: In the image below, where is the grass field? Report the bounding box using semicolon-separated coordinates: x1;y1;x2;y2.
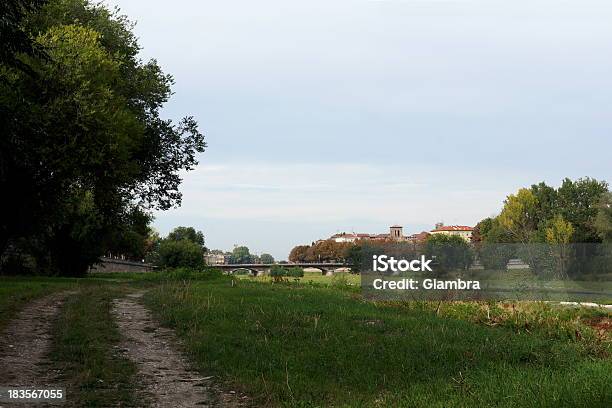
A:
144;276;612;407
1;272;611;407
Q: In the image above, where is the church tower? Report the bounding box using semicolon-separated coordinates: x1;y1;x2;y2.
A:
389;225;403;240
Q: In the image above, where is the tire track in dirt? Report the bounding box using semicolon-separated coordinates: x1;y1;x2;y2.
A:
0;292;72;389
112;292;247;408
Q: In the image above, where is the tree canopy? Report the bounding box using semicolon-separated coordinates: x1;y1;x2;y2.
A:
260;253;275;264
484;178;609;245
166;227;206;250
0;0;205;275
230;246;251;264
474;177;610;276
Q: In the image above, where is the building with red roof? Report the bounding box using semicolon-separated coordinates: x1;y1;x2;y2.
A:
429;223;474;241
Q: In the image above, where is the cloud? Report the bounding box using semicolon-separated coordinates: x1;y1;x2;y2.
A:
157;161;513;225
153;160;525;258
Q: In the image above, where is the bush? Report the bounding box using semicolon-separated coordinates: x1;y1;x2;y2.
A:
287;267;304;279
331;273;350;288
424;234;473;275
270;264;287;282
478;243;515;270
158;239;204;269
260;253;275;264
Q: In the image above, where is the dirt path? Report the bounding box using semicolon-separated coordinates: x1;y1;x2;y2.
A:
112;293;246;408
0;292;71;387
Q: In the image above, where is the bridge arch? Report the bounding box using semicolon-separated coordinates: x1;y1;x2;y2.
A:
303;267;325;275
226;267;260;276
215;263;351;277
303;266;338;276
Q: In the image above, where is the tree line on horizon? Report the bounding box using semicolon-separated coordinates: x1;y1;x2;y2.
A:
288;177;612;277
137;226;275;270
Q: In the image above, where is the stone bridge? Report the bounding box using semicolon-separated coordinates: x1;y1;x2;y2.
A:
215;263;351;276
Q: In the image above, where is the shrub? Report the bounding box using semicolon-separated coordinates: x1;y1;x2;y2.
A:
424;234;473;275
478;243;515;270
331;273;350;288
270;264;287;282
287;267;304;280
260;253;275;264
158;239;205;269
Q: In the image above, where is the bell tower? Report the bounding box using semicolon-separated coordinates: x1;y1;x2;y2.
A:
389;225;403;240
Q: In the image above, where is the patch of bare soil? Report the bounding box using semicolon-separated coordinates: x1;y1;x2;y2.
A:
112;293;248;408
584;316;612;339
0;292;71;389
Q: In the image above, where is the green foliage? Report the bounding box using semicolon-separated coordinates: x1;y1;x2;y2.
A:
0;0;48;73
269;264;287;277
330;272;350;288
50;285;139;406
545;215;574;244
478;243;515;270
595;192;612;243
158;239;204;269
286;267;304;278
0;0;205;276
167;226;205;248
145;280;612;407
424;234;473;274
530;182;559;229
556;178;608;242
162;267;223;281
230;246;251;264
481;178;609;277
471;217;492;243
343;243;364;272
499;188;539;243
260;253;274;264
473;217;514;244
0;276;78;331
269;264;287;282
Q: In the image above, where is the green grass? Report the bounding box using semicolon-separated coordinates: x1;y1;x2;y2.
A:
0;276;80;331
238;269;612;302
49;284;141;407
3;273;610;407
240;271;361;286
144;278;612;408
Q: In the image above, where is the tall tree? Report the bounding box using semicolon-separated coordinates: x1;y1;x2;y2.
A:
0;0;48;71
498;188;539;243
260;253;275;264
530;182;558;232
288;245;310;263
544;215;574;278
556;178;608;242
545;215;574;245
424;234;473;274
230;246;251;264
1;0;205;275
166;227;206;250
595;192;612;243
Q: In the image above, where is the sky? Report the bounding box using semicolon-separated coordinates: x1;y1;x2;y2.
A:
103;0;611;259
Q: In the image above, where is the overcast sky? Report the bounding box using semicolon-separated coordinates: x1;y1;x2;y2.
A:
103;0;611;259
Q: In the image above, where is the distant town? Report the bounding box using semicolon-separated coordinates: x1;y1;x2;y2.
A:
204;223;474;266
328;223;473;244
